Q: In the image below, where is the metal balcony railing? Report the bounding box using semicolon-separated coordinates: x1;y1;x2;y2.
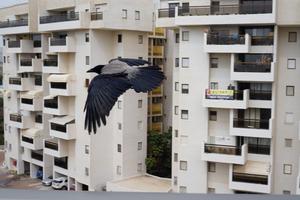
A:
20;59;33;67
50;38;67;46
43;59;58;67
50;82;67;90
8;41;21;48
22;136;33;144
21;98;33;105
234;62;271;73
10;114;22;123
249;90;272;101
51;123;67;133
205;90;244;100
45;140;58;151
205;144;242;155
9;77;22;85
251;36;274;46
233;118;270;130
54;157;68;169
0;19;28;28
158;8;176;18
207;34;246;45
40;12;79;24
44;99;58;109
91;12;103;20
232;172;268;185
247;144;270;155
31;151;43;161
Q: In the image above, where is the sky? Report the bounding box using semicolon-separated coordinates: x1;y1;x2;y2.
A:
0;0;27;8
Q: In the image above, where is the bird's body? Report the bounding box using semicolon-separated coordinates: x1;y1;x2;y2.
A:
84;58;165;134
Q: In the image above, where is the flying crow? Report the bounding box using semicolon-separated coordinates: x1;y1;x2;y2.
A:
84;58;165;134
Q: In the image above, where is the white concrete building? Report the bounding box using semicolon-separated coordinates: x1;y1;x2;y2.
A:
1;0;155;191
156;0;300;195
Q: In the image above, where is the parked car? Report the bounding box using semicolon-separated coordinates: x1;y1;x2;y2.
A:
52;177;68;190
42;175;53;186
36;168;43;180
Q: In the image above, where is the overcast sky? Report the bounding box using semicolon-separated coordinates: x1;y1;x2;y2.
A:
0;0;27;8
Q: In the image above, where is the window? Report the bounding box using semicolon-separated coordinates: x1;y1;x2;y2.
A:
181;110;189;120
118;123;122;130
210;82;218;90
209;111;217;121
138;121;143;130
85;167;89;176
138;35;143;44
182;31;189;41
180;161;187;171
117;144;122;152
286;86;295;96
3;39;5;46
137;163;142;172
174;106;179;115
174;130;178;138
135;11;140;20
182;84;189;94
175;58;179;68
85;145;90;154
122;9;127;19
287;59;296;69
85;79;90;87
175;33;180;43
283;164;292;175
179;186;187;193
7;56;10;63
174;176;178;186
34;75;42;86
288;32;297;42
175;82;179;91
116;165;122;175
117;100;122;109
138;100;143;108
3;56;5;63
182;58;189;68
285;139;292;148
35;114;43;124
208;188;216;193
85;33;90;42
118;34;122;43
283;190;291;195
210;58;218;68
285;112;294;124
174;153;178;162
138;142;142;150
85;56;90;65
208;162;216;172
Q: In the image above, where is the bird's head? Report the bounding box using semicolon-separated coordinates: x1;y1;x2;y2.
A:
87;65;105;74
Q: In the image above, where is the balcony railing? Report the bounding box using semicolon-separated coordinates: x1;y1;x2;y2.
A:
205;144;242;155
10;114;22;122
91;12;103;20
51;123;67;133
234;62;271;73
248;144;270;155
205;89;244;100
50;82;67;89
20;59;33;67
45;140;58;151
8;41;21;48
43;59;58;67
22;136;33;144
44;99;58;109
250;90;272;101
233;118;269;130
50;38;66;46
158;8;176;18
207;34;246;45
54;157;68;169
9;77;22;85
21;98;33;105
251;36;273;46
0;19;28;28
233;172;268;185
40;12;79;24
31;151;43;161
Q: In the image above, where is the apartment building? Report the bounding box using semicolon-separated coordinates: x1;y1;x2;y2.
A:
156;0;300;195
0;0;155;191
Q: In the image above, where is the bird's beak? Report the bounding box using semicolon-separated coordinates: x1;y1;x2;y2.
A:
86;69;93;73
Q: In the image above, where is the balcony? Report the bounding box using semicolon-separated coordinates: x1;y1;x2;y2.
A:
151;86;163;96
20;90;43;111
39;12;90;32
0;19;29;35
54;157;68;170
151;122;163;133
31;150;44;162
151;46;164;58
8;77;34;91
229;161;271;194
43;95;69;115
49;116;76;140
19;58;43;73
47;74;75;96
7;40;34;53
44;139;68;158
49;37;76;53
150;28;166;38
204;33;251;53
21;128;43;150
157;3;274;27
203;89;249;109
9;113;34;129
151;103;163;115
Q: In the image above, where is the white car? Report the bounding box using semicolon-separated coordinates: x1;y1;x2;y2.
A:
51;177;68;190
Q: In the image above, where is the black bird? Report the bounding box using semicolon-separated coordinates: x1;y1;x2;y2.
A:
84;58;165;134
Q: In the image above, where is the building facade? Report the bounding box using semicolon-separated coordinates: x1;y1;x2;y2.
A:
1;0;154;191
156;0;300;195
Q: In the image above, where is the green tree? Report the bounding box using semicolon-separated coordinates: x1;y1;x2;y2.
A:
145;130;172;178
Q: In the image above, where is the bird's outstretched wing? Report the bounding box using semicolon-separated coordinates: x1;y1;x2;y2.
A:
109;58;150;66
84;74;132;134
127;66;165;93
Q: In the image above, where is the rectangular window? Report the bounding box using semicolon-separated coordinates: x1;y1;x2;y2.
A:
210;82;218;90
287;59;296;69
117;100;122;109
118;123;122;130
175;58;179;68
182;84;189;94
85;56;90;65
7;56;10;63
85;145;90;154
283;164;292;175
118;34;122;43
138;35;143;44
210;58;218;68
174;176;178;186
288;32;297;42
174;153;178;162
85;33;90;42
122;9;127;19
175;33;180;43
285;139;292;148
283;190;291;195
135;11;140;20
285;112;294;124
3;56;6;63
34;75;42;86
174;106;179;115
138;142;142;150
174;130;178;138
209;111;217;121
175;82;179;91
181;110;189;120
182;31;189;41
117;165;122;175
3;39;5;46
182;57;189;68
117;144;122;153
138;100;143;108
138;121;143;130
137;163;142;172
179;186;187;193
208;162;216;172
35;114;43;124
180;161;187;171
286;86;295;96
85;167;89;176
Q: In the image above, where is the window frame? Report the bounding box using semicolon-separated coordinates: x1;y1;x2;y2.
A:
182;31;189;41
122;9;128;19
182;57;190;68
283;164;292;175
288;32;297;43
287;58;296;69
135;11;141;20
181;110;189;120
286;86;295;96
